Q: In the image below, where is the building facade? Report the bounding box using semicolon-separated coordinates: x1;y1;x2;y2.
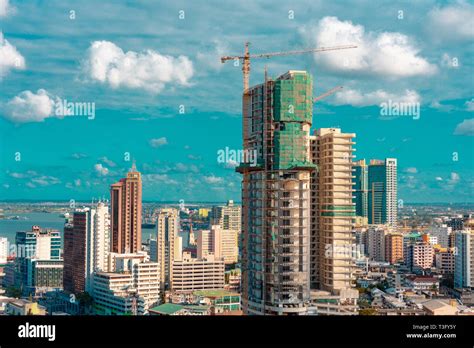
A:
154;208;180;290
311;128;356;293
171;255;225;293
110;164;142;254
238;71;315;315
454;230;473;289
366;158;397;226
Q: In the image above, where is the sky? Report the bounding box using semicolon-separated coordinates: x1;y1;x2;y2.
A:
0;0;473;203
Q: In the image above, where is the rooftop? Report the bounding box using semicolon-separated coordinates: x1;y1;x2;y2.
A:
193;289;240;298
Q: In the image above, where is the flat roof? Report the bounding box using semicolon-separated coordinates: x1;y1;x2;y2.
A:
193;289;240;298
149;303;184;315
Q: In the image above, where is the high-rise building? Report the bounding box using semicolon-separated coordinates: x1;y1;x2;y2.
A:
63;203;110;294
238;71;315;315
15;225;61;260
110;164;142;254
366;226;386;262
384;233;404;264
406;243;434;272
454;230;473;289
428;225;452;248
154;208;179;290
197;226;222;260
353;159;368;219
310;128;356;293
15;226;62;294
367;158;397;226
211;200;241;264
0;237;8;264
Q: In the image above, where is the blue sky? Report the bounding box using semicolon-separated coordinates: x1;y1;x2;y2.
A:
0;0;473;203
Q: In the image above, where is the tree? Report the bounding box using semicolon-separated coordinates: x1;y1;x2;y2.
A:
6;286;22;299
76;292;94;315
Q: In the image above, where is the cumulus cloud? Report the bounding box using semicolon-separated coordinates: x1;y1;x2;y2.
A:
300;16;436;78
94;163;109;176
332;88;420;107
0;32;25;77
203;175;223;184
0;0;11;17
82;40;194;93
99;156;116;167
465;99;474;111
447;172;460;186
454;119;474;136
428;3;474;41
149;137;168;148
2;89;71;123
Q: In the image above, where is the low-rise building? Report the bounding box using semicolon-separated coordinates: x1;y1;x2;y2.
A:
193;289;241;313
149;303;210;316
6;299;46;315
405;276;439;292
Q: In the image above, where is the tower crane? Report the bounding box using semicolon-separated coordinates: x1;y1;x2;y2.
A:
314;85;343;103
221;42;357;92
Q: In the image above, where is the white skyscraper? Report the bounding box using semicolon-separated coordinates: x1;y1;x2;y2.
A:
85;202;111;293
454;230;473;289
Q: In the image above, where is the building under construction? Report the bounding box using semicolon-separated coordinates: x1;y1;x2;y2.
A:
238;70;316;315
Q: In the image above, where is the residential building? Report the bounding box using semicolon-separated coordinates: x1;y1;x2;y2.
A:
311;128;356;293
353;159;368;219
427;225;452;248
0;237;8;264
197;225;222;260
211;200;241;264
154;208;180;290
237;71;315;315
171;254;225;293
63;203;110;295
405;243;434;272
385;233;404;264
93;253;160;315
15;226;61;295
367;226;386;262
110;163;142;254
454;230;473;289
435;249;455;275
405;275;440;292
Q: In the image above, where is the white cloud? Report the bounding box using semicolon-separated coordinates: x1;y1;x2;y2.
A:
454;119;474;136
203;175;223;184
301;16;436;78
99;156;116;167
2;89;71;123
448;172;460;185
149;137;168;148
435;177;443;181
82;40;194;93
405;167;418;174
94;163;109;176
0;0;14;17
142;174;178;185
332;88;420;107
196;39;228;71
0;32;25;77
30;176;60;186
428;3;474;41
465;99;474;111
